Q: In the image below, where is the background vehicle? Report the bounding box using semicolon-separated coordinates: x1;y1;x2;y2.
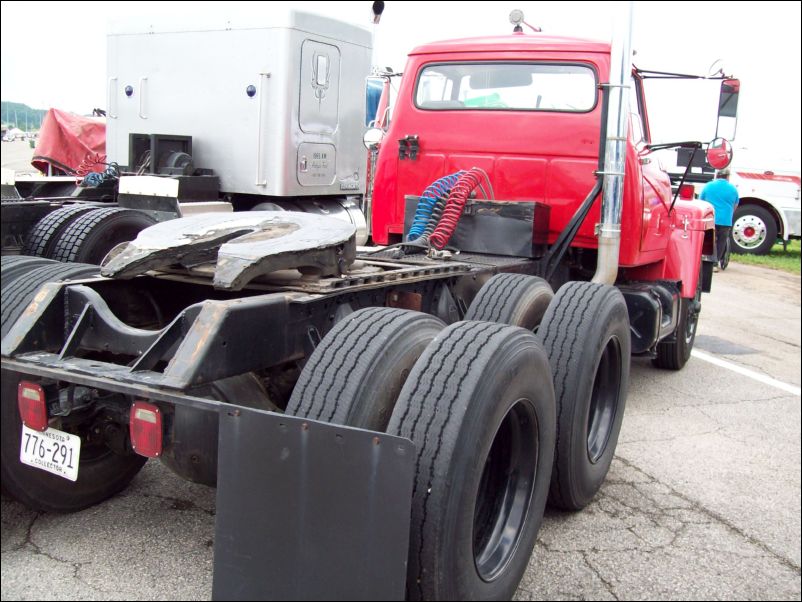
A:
1;5;736;600
1;12;370;259
672;149;800;255
728;169;801;254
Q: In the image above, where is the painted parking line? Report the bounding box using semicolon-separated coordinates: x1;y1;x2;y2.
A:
691;349;801;397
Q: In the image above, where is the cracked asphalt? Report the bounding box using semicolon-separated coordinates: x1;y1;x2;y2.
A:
2;262;800;600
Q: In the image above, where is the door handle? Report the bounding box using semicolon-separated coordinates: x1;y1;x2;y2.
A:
138;77;148;119
255;72;271;186
107;78;118;119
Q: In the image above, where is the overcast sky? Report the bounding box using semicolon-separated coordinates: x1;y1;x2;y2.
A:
1;1;800;171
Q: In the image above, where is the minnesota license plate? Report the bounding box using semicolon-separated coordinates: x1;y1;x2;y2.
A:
19;424;81;481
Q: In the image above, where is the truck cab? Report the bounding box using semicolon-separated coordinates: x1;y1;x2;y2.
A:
370;32;714;298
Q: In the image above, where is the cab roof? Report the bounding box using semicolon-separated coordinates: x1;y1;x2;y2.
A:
409;33;611;56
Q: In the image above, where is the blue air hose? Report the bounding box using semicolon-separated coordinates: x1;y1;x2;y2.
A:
406;172;462;241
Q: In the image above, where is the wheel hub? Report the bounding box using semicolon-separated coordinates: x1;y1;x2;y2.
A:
473;399;538;582
587;337;622;464
733;215;767;249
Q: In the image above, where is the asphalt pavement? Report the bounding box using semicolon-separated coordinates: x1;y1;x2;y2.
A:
0;139;40;174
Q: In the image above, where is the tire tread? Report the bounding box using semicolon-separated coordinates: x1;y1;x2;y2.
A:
1;262;98;337
21;205;96;257
537;282;628;510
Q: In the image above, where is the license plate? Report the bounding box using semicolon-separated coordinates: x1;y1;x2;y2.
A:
19;424;81;481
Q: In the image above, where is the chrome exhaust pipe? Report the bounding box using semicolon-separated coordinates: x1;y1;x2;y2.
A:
593;1;633;285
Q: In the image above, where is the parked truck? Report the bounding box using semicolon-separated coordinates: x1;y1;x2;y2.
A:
1;5;737;600
727;169;801;254
672;148;801;255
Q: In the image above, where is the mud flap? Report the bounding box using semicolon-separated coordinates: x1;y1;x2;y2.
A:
212;405;415;601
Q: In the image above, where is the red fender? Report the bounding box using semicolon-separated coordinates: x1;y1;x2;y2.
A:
663;199;715;297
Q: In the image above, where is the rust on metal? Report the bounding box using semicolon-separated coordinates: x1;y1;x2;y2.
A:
386;290;423;311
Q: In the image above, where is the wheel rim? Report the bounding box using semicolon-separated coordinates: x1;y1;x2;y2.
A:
473;399;538;582
587;337;622;464
685;302;699;344
684;277;703;345
732;215;767;250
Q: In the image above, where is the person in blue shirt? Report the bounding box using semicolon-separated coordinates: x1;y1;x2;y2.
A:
700;168;739;271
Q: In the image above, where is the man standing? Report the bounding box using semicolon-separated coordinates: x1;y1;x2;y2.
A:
700;168;740;271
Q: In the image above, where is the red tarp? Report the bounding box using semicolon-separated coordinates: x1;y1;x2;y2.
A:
32;109;106;175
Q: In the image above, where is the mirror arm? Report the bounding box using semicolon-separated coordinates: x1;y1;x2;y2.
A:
669;147;700;215
645;141;703;152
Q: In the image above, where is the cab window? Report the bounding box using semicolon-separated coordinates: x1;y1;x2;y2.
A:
416;63;597;112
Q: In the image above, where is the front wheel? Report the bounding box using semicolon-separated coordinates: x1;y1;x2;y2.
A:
730;205;778;255
653;267;703;371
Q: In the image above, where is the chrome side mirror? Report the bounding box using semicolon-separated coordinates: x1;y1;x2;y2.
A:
363;127;385;150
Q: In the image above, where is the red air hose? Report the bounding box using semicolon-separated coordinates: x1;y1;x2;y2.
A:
429;167;485;249
73;152;107;183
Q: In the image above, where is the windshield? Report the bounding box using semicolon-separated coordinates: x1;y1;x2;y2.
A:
415;63;597;112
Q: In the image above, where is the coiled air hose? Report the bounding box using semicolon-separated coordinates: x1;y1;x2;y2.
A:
407;172;462;241
80;162;120;188
74;152;120;188
429;167;487;249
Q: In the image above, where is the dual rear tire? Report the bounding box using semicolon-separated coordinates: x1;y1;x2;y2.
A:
289;277;632;598
21;206;155;264
465;276;631;511
288;307;556;600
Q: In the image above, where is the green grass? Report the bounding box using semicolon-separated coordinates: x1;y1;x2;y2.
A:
730;239;801;275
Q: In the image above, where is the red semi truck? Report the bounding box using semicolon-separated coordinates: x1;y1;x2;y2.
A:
1;6;737;600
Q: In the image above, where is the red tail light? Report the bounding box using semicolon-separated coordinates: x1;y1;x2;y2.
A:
130;401;163;458
679;184;695;200
18;381;48;432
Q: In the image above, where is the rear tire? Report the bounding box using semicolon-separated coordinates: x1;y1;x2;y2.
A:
464;273;553;332
0;255;56;286
21;205;96;258
287;307;445;430
1;260;141;512
1;368;147;513
537;282;630;511
50;208;156;264
1;261;99;338
388;321;555;601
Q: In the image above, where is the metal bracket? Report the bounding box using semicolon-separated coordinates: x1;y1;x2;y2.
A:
398;135;419;160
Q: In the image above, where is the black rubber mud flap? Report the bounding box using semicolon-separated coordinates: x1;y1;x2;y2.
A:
212;405;415;601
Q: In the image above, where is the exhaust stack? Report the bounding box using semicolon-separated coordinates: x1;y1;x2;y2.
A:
593;2;633;285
